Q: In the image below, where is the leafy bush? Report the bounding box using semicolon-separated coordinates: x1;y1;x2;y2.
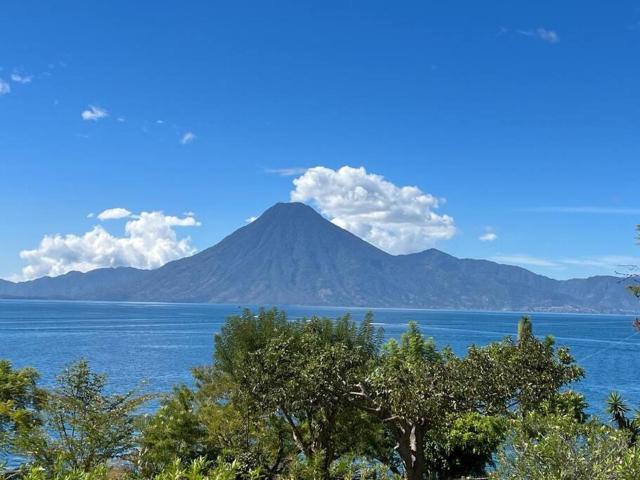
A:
493;413;640;479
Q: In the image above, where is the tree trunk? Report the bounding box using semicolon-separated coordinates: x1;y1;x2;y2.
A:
396;423;426;480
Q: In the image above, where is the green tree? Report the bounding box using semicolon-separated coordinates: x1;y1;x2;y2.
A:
352;322;467;480
137;385;212;476
0;360;43;454
606;391;640;446
352;318;582;480
462;319;583;416
214;308;386;479
136;312;584;480
425;412;507;479
138;311;298;478
137;378;293;479
517;316;532;341
19;359;148;472
493;413;640;479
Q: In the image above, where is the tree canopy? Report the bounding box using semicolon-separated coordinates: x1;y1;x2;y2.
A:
1;309;630;480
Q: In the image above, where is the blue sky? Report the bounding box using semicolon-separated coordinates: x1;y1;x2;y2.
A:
1;0;639;281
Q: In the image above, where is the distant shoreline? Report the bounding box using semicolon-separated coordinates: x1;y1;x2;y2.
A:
1;297;637;317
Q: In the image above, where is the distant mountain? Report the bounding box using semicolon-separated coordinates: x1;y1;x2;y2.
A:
1;202;637;313
0;267;147;300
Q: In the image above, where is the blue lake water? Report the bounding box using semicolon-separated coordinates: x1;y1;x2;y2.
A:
1;299;640;415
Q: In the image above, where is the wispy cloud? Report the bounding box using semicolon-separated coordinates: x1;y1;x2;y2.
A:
521;206;640;215
10;72;33;84
492;254;559;268
180;132;196;145
81;105;109;121
535;28;559;43
517;27;559;44
479;227;498;242
492;254;640;273
0;79;11;95
559;255;640;270
0;69;35;95
97;207;132;220
265;167;308;177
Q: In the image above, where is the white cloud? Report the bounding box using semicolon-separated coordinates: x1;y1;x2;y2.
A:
479;232;498;242
536;28;559;43
0;79;11;95
479;228;498;242
180;132;196;144
266;167;308;177
245;216;258;223
17;210;201;280
11;72;32;84
81;105;108;121
97;207;132;220
291;166;456;254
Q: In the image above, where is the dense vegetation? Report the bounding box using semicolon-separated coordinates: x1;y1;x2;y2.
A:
2;309;640;479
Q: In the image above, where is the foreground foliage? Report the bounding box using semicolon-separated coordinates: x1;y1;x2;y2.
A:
2;309;638;479
0;361;43;455
16;360;148;472
494;413;640;479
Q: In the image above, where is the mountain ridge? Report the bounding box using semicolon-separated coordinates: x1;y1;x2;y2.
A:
1;202;637;313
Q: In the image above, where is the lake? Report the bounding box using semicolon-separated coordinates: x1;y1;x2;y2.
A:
1;299;639;415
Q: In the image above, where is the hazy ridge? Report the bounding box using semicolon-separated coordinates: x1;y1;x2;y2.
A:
1;202;637;313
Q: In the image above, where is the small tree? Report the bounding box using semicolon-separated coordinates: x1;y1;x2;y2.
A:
137;385;212;476
517;316;532;341
0;360;43;454
139;369;294;478
19;359;148;471
462;318;584;416
606;391;640;446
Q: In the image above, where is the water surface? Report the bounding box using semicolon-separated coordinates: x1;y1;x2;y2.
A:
1;299;639;414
